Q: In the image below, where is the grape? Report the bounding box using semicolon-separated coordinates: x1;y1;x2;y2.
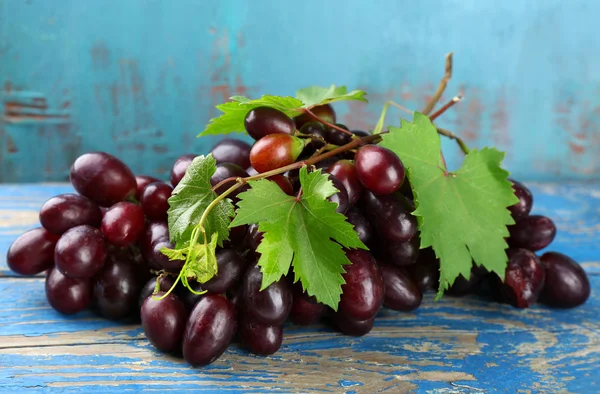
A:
408;248;440;292
151;239;184;273
210;163;249;198
289;287;325;325
345;208;372;244
183;294;237;367
268;175;294;196
379;263;422;311
447;265;488;296
135;175;161;200
45;267;92;315
6;228;59;275
245;223;264;251
93;257;143;319
508;180;533;220
39;194;102;235
170;154;197;187
239;316;283;355
382;236;420;266
497;249;545;308
227;224;247;248
339;250;384;321
140;182;173;221
139;276;177;309
328;175;349;214
326;124;352;146
242;262;292;325
332;313;374;337
509;215;556;251
355;145;405;195
246;166;259;176
249;134;305;173
141;292;188;353
540;252;590;308
327;160;363;207
101;202;145;247
202;249;247;294
139;221;169;268
352;130;371;137
177;281;205;312
211;139;252;170
361;191;417;243
299;122;327;152
55;225;107;279
244;106;295;141
70;152;137;206
294;104;336;129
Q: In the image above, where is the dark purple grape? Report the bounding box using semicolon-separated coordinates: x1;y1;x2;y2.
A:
508;180;533;220
294;104;336;129
135;175;161;200
101;202;145;247
509;215;556;251
151;239;184;273
239;316;283;355
355;145;405;195
497;248;545;308
93;257;143;319
6;228;59;276
55;225;107;279
211;139;252;170
141;291;188;352
383;236;420;266
328;175;349;214
408;248;440;292
70;152;136;206
361;191;417;243
540;252;590;308
227;224;247;248
249;134;305;173
210;163;249;198
245;224;264;251
170;154;197;187
352;130;371;137
447;264;488;296
139;221;169;262
177;281;205;312
242;262;292;325
326;124;352;146
268;175;294;196
141;182;173;221
345;208;372;244
202;249;247;294
183;295;237;366
39;194;102;235
332;313;374;336
139;276;177;309
45;267;92;314
244;106;295;141
379;263;422;311
299;121;327;152
339;250;384;321
289;288;325;325
327;160;363;207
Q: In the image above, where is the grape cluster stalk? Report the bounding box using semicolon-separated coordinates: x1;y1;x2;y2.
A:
6;86;591;369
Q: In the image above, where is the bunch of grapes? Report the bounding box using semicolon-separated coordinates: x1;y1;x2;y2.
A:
6;103;591;368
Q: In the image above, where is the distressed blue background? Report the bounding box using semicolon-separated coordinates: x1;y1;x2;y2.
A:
1;0;599;182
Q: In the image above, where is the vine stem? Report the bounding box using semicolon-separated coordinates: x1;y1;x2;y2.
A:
437;127;470;154
430;96;462;121
422;52;453;115
302;107;354;137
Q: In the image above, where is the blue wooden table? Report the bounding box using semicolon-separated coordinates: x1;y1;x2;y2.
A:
0;182;598;393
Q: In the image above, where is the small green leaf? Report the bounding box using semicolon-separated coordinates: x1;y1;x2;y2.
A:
296;85;368;107
160;247;187;261
231;167;366;310
379;113;519;299
199;95;304;136
185;233;219;284
167;154;234;246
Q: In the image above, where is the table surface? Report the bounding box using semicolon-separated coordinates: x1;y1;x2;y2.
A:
0;182;598;393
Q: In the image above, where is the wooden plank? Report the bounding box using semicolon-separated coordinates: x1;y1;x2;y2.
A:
0;276;598;392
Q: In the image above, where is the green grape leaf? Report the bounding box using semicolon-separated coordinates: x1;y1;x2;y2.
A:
199;95;304;136
184;233;219;284
379;113;519;299
296;85;368;107
231;167;366;310
167;154;235;247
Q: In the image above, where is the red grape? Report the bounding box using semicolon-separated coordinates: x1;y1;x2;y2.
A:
45;267;92;315
339;250;384;321
244;106;295;141
170;154;197;187
355;145;405;195
239;316;283;355
361;191;417;243
242;262;292;325
141;182;173;221
497;249;545;308
6;228;59;276
55;225;107;279
101;202;145;247
135;175;161;200
249;134;304;173
211;139;252;170
379;263;422;311
202;249;247;294
93;257;143;320
268;175;294;196
294;104;336;129
540;252;590;308
508;180;533;220
39;194;102;235
509;215;556;251
332;313;374;337
141;292;188;352
327;160;363;207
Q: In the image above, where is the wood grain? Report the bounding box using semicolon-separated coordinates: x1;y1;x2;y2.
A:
0;183;598;393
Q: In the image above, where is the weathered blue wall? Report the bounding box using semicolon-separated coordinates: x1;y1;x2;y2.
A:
1;0;599;182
